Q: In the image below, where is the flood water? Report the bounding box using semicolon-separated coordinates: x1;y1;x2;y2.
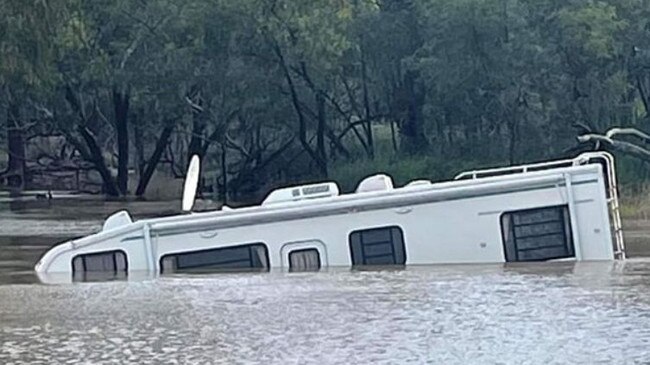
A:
2;197;650;364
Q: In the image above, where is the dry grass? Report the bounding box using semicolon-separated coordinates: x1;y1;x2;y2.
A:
620;187;650;220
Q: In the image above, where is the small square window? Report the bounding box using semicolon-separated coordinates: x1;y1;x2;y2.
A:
289;249;321;272
501;205;574;262
71;250;128;281
349;226;406;266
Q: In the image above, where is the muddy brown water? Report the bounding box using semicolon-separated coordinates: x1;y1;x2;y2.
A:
0;197;181;284
2;197;650;364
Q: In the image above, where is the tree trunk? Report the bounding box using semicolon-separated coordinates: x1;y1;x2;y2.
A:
4;102;25;190
78;126;120;196
188;90;205;162
400;71;427;154
636;75;649;118
274;43;327;177
221;143;228;205
135;124;174;197
113;89;130;195
390;119;398;152
64;85;119;196
133;112;145;179
316;93;327;175
508;118;518;165
361;48;374;159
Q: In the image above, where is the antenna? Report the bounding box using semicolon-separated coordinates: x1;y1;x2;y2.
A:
182;155;200;212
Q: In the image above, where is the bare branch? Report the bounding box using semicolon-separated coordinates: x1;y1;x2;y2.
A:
119;14;171;70
636;76;649;116
185;96;205;113
225;134;252;159
577;134;614;145
605;127;650;142
578;133;650;161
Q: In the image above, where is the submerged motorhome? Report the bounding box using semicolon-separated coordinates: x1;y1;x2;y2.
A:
35;152;626;283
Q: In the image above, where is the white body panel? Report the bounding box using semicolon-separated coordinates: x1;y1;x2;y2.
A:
35;161;617;283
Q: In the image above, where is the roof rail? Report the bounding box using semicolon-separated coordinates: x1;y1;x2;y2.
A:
454;158;573;180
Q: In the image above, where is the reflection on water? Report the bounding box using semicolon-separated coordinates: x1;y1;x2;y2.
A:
2;262;650;364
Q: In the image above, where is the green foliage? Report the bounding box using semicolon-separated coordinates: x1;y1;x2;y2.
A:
3;0;650;198
330;125;494;192
557;2;627;59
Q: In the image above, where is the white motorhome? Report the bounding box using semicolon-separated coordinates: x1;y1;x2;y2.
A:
35;152;625;283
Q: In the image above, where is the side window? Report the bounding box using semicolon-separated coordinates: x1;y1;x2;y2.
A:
289;248;321;272
72;250;128;280
160;243;269;274
501;205;574;262
349;226;406;266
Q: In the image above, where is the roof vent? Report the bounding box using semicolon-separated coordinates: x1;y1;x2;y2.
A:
262;182;339;206
356;174;394;193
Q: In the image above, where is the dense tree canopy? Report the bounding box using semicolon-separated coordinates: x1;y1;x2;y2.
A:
2;0;650;200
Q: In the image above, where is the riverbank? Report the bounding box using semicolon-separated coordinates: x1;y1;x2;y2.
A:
0;191;222;236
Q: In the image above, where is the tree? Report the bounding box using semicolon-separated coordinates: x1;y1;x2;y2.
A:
4;0;650;200
0;0;63;190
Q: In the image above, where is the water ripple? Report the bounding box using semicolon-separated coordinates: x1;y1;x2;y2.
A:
1;263;650;364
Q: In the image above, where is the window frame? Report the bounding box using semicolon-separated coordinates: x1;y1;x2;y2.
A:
159;242;270;274
71;250;129;274
348;225;406;266
500;204;575;262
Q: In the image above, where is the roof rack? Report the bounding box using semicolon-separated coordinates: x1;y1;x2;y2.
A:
454;158;574;180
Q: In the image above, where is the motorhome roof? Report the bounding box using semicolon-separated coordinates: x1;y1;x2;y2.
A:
72;162;598;242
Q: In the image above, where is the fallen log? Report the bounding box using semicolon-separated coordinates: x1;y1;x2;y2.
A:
578;128;650;161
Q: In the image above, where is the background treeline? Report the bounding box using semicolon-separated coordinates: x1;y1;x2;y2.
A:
2;0;650;202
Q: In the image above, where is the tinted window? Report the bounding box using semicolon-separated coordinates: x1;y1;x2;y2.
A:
160;243;269;274
289;249;321;272
349;226;406;266
501;205;574;262
72;250;128;281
